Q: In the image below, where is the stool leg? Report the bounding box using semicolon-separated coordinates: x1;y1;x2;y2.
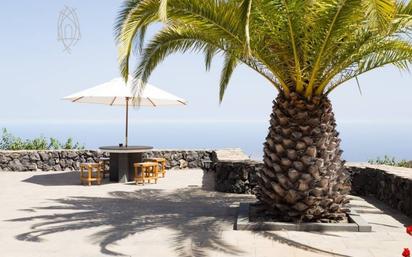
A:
150;166;154;184
147;167;150;184
155;165;158;184
88;166;92;186
143;167;146;185
97;166;101;185
145;166;150;184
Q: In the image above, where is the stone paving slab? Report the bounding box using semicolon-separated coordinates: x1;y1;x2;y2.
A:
0;170;412;257
236;203;370;232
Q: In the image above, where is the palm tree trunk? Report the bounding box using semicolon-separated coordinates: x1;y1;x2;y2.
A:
257;93;351;222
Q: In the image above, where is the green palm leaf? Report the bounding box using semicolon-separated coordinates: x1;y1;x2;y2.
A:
219;53;238;102
115;0;412;100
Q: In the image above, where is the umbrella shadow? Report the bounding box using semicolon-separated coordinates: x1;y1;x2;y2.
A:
22;171;114;187
9;188;251;257
22;171;82;186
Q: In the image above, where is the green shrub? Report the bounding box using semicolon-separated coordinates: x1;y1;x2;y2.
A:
0;128;84;150
49;137;61;150
368;155;412;168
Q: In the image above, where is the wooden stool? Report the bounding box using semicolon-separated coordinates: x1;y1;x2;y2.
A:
80;163;102;186
133;162;158;185
99;157;110;179
145;158;167;178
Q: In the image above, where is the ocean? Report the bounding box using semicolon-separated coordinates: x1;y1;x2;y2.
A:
2;120;412;162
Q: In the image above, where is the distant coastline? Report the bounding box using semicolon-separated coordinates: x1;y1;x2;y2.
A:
1;120;411;162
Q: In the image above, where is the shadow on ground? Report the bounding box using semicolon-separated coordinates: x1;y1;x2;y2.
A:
22;171;84;186
22;170;213;188
253;231;350;257
10;171;355;257
9;188;250;257
360;196;412;228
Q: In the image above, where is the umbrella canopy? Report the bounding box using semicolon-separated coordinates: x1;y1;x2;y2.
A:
63;77;187;146
63;77;187;106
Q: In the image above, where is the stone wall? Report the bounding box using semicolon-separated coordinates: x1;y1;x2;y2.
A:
211;148;260;194
0;149;212;171
143;150;212;169
212;159;412;218
0;150;108;171
213;160;262;194
348;163;412;217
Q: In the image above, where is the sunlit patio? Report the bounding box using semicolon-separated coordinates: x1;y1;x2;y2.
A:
0;169;411;257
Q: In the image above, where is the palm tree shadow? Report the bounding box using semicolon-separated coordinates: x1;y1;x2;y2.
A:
8;187;358;257
253;231;351;257
8;188;253;257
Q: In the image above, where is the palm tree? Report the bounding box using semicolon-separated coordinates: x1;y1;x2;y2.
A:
115;0;412;221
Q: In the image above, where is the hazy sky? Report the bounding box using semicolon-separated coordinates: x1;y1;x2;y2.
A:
0;0;411;125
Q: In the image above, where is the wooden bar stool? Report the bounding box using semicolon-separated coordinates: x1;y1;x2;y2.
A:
80;163;102;186
133;162;158;185
99;157;110;179
145;158;167;178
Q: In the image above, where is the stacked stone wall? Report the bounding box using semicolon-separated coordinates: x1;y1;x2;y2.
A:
0;150;212;171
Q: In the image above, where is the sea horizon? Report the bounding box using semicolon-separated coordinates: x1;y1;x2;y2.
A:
2;120;411;162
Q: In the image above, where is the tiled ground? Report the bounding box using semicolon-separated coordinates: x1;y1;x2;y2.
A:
0;169;411;257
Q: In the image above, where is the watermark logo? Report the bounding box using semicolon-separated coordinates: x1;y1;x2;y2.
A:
57;6;81;53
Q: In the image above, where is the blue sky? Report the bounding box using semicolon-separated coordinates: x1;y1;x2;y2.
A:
0;0;411;125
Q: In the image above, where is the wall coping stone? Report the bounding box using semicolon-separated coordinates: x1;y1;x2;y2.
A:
212;148;250;162
346;162;412;179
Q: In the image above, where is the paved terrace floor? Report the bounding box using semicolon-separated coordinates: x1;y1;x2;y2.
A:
0;169;412;257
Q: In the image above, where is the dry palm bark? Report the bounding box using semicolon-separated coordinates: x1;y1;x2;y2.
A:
257;93;351;222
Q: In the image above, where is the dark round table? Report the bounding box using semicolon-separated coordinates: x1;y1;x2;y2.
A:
99;146;153;183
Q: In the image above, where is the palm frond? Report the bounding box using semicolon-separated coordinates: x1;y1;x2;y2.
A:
326;39;412;93
204;45;218;71
115;0;412;100
116;0;160;81
397;0;412;15
159;0;168;21
114;0;142;40
219;53;238;102
305;0;363;97
240;0;253;55
362;0;396;29
134;24;242;83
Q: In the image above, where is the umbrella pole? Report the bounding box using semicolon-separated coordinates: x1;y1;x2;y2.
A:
125;97;129;147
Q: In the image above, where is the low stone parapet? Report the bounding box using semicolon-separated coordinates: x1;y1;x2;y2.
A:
213;160;262;194
0;149;212;171
347;163;412;217
210;148;261;194
0;150;107;171
213;159;412;219
142;150;212;169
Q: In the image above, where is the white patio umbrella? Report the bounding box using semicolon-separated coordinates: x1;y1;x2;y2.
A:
63;77;187;147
